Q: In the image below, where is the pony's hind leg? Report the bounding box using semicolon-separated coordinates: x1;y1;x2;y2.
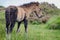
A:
17;21;22;33
24;19;28;33
9;22;15;33
6;21;10;40
6;22;10;34
6;21;15;40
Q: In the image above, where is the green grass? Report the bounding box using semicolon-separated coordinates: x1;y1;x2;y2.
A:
0;11;60;40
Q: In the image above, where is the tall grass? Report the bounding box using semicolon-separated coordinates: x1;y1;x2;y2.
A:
0;11;60;40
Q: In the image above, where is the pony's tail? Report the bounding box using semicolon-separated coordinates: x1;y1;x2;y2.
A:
5;6;18;27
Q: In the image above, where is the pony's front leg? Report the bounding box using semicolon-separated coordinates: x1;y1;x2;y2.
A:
24;19;28;33
17;22;22;33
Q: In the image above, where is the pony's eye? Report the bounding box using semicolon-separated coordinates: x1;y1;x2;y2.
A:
39;8;42;11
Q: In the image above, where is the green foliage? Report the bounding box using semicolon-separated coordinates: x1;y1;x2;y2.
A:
29;20;41;25
46;16;60;29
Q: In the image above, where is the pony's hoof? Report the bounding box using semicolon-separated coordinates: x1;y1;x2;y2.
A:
17;30;20;33
25;30;27;33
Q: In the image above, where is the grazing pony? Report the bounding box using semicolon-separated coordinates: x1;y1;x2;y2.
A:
5;2;43;35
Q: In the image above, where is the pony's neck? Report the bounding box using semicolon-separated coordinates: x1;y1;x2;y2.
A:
26;5;35;13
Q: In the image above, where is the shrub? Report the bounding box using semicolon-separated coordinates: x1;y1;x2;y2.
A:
46;15;60;29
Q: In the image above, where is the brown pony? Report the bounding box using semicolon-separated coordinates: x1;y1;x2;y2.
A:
5;2;43;35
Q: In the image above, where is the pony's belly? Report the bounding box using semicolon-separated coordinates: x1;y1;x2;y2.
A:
17;13;25;22
17;17;23;22
17;12;25;22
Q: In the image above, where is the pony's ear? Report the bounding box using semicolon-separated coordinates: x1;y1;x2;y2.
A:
36;3;39;6
36;2;39;6
36;1;39;3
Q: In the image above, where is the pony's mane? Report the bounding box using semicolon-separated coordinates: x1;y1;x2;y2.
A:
20;2;39;7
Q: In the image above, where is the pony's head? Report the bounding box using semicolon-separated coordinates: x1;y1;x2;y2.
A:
31;2;44;18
